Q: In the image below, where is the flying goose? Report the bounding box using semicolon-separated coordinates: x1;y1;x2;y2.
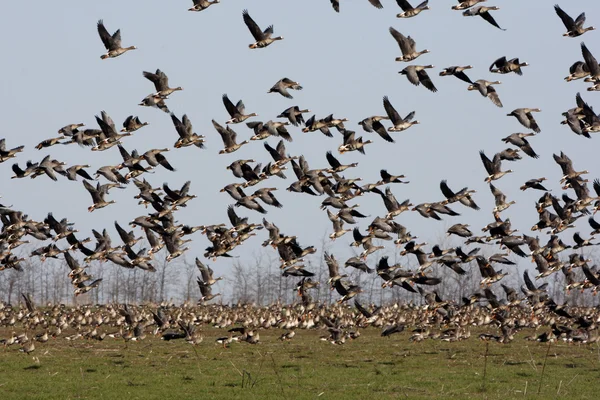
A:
389;28;429;62
480;150;513;182
462;6;505;30
171;113;206;149
330;0;383;12
467;80;502;107
83;181;115;212
277;106;310;126
242;9;283;49
383;96;419;135
97;20;136;59
399;65;437;92
396;0;430;18
268;78;303;99
501;133;538;158
554;5;595;37
121;116;148;133
189;0;220;12
452;0;487;10
223;94;257;124
212;120;248;154
143;69;182;98
489;56;528;75
507;108;541;133
439;66;473;84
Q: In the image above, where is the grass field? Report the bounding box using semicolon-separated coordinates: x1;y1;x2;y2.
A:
1;327;599;399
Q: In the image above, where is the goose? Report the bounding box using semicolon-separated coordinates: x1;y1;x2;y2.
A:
212;120;248;154
447;224;472;238
143;69;182;98
139;94;170;113
467;80;502;107
65;165;94;181
253;188;282;208
554;5;595;37
171;113;206;148
357;116;390;141
83;181;115;212
121;116;148;133
501;133;538;158
223;94;257;124
0;139;24;162
399;65;437;92
189;0;220;12
396;0;430;18
330;0;383;12
303;115;332;137
277;106;310;126
383;96;419;135
507;108;541;133
489;56;528;75
463;6;504;30
439;65;473;84
581;43;600;84
389;28;429;62
480;150;513;182
338;130;373;154
97;20;136;59
565;61;590;82
35;137;63;150
268;78;303;99
520;178;549;191
490;183;515;213
143;149;175;171
242;9;283;49
452;0;486;10
264;140;297;166
439;180;479;210
58;123;84;135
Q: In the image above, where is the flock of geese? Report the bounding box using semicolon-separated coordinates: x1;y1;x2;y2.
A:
3;2;600;352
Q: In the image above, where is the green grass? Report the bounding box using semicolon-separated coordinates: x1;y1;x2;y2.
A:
1;328;599;399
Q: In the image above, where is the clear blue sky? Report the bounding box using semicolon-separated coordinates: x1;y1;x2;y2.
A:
1;1;599;298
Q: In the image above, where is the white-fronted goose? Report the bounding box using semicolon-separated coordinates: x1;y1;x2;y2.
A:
383;96;419;134
396;0;430;18
489;56;528;75
439;180;479;210
171;113;206;148
463;6;505;30
303;115;332;137
83;181;115;212
143;69;183;98
277;106;310;126
489;183;515;213
97;20;136;59
35;137;63;150
0;139;24;163
565;61;590;81
452;0;486;10
581;43;600;84
389;28;429;62
554;5;595;37
399;65;437;92
467;80;502;107
139;94;170;113
330;0;383;12
268;78;302;99
338;130;373;154
189;0;220;12
242;9;283;49
520;178;548;191
507;108;541;132
223;94;257;124
212;120;248;154
480;150;513;182
501;132;538;158
121;116;148;132
439;66;473;84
